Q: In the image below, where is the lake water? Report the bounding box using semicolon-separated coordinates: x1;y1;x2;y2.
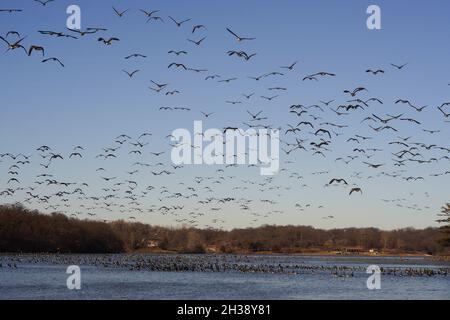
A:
0;254;449;299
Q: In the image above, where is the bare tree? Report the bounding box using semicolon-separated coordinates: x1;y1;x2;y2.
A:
437;203;450;247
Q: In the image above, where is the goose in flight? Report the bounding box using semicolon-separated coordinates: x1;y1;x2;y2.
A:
7;178;20;184
98;37;119;45
320;100;335;106
390;63;408;70
315;129;332;139
423;129;440;134
192;25;206;33
5;31;20;38
285;125;300;135
396;99;427;111
188;67;207;73
349;187;362;195
0;36;27;53
34;0;55;6
363;162;384;168
69;153;82;158
112;6;129;17
261;95;278;101
139;9;159;17
151;80;168;89
297;121;314;129
138;132;152;139
49;153;63;161
169;16;191;27
125;53;146;59
227;50;257;61
122;69;140;78
201;111;214;118
187;37;206;46
343;87;368;97
247;110;263;119
67;28;97;36
366;97;383;104
366;69;384;75
28;45;45;56
168;50;187;56
411;105;427;112
303;75;318;81
226;28;256;42
168;62;187;70
280;61;298;70
0;9;23;13
218;78;237;83
42;57;64;67
314;71;335;77
328;178;348;185
438;106;450;117
87;27;107;33
151;152;165;156
38;31;77;39
395;99;413;106
205;74;221;80
303;72;335;81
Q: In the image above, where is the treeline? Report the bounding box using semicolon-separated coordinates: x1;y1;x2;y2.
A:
0;205;123;253
0;204;448;254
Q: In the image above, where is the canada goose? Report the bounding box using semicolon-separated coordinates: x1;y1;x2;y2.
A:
438;106;450;117
280;61;298;70
0;36;27;53
168;16;191;27
201;111;214;118
122;69;140;78
150;80;168;89
218;78;237;83
98;37;119;45
0;9;23;13
192;25;206;33
112;6;129;18
140;9;159;17
42;57;64;67
390;63;408;70
125;53;146;59
168;50;187;56
168;62;187;70
34;0;54;6
343;87;368;97
5;31;20;38
329;178;348;185
66;28;97;36
187;37;206;46
226;28;255;42
69;153;82;158
366;69;384;75
349;188;362;195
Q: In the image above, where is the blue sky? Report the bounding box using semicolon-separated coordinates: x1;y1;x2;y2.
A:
0;0;449;230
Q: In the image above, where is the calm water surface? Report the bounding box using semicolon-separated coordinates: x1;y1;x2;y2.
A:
0;254;449;299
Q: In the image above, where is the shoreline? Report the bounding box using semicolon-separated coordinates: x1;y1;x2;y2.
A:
1;250;448;260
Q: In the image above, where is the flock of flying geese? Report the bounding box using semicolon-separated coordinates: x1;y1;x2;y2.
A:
1;2;449;228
